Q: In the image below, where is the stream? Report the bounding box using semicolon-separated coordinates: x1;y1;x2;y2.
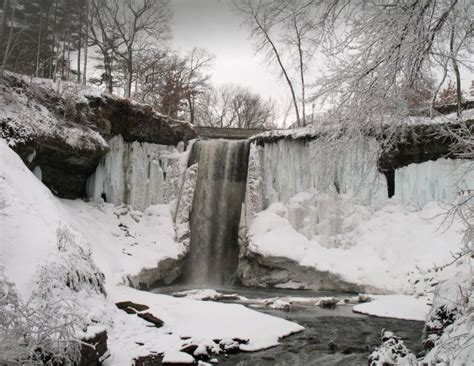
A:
153;286;424;365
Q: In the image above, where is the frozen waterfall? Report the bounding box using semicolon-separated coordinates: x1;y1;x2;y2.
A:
394;158;474;208
257;137;388;209
182;139;250;285
87;135;189;211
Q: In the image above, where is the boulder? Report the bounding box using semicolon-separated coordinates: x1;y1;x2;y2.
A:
137;312;165;328
79;329;109;366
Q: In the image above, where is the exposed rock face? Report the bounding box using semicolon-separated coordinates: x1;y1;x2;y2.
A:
128;257;185;290
238;250;379;293
79;329;108;366
87;95;197;145
12;134;107;198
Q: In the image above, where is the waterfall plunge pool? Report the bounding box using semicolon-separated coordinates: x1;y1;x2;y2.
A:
152;285;424;365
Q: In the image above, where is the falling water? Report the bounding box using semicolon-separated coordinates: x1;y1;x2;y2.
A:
183;139;250;285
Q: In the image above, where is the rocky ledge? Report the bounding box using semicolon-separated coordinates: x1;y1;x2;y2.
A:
0;74;197;199
238;250;382;294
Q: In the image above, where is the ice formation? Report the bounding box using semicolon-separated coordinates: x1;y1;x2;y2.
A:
87;136;191;211
286;189;372;247
258;137;388;209
394;158;474;208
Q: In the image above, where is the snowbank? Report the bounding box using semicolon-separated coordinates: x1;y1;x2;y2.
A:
106;286;303;365
0;139;66;297
247;196;465;293
353;295;430;321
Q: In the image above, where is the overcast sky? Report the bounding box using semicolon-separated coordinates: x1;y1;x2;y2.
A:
171;0;289;104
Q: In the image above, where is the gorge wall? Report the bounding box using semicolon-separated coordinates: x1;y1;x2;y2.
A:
3;73;472;290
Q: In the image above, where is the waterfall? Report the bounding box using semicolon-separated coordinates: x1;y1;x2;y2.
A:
183;139;250;285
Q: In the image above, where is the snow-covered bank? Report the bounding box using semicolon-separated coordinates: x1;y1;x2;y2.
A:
353;295;430;321
244;196;465;293
0;139;303;364
106;286;303;365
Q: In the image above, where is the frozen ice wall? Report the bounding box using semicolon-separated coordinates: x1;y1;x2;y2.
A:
258;137;388;209
87;135;191;211
243;137;387;247
395;158;474;208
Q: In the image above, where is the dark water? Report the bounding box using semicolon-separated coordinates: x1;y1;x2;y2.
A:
153;285;424;365
182;140;250;285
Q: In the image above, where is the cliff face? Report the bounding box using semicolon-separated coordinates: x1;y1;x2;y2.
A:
0;74;197;198
378;120;473;196
87;95;197;145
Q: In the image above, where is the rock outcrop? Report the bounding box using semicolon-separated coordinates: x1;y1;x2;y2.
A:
87;95;196;145
0;74;197;199
238;250;380;293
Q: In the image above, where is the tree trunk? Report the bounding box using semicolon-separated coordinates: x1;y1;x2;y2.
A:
125;50;133;97
187;95;195;124
293;15;306;127
0;0;10;77
450;25;462;118
50;0;59;79
35;7;44;77
77;1;84;84
60;27;67;79
66;24;72;81
43;2;52;78
82;0;89;85
252;12;300;127
1;0;15;81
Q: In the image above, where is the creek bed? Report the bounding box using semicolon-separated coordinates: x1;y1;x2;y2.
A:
153;286;424;365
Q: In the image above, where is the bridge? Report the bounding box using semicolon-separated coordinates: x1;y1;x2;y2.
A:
194;126;268;140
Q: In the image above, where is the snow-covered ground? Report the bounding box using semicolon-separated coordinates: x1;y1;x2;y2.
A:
0;72;107;150
107;286;303;365
0;139;303;364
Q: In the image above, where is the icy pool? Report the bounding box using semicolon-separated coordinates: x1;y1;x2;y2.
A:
152;285;424;365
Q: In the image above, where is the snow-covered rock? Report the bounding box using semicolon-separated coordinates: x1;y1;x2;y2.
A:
0;73;197;200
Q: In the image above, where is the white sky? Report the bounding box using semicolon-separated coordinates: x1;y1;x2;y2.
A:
171;0;473;110
171;0;289;105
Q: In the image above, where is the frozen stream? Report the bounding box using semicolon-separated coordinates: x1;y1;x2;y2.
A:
153;286;424;365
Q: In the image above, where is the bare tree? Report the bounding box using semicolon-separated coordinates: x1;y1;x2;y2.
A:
296;0;474;138
184;48;215;124
0;0;18;81
235;0;310;127
89;0;171;97
89;0;119;93
134;48;214;121
82;0;90;85
195;83;277;128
